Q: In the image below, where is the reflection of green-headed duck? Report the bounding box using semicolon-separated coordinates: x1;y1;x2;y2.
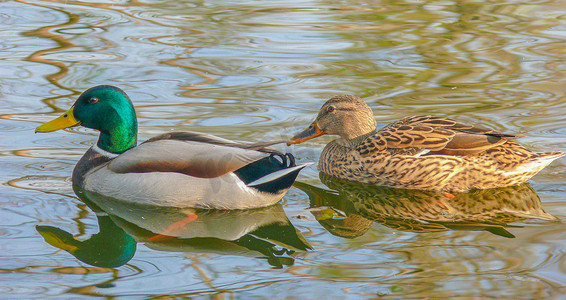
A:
73;187;312;268
36;181;312;269
36;85;308;209
36;214;136;268
289;95;562;192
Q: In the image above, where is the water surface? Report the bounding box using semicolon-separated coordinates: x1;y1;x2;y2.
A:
1;0;566;298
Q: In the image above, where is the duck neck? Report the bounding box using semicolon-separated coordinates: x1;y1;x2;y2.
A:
336;131;375;148
97;122;137;154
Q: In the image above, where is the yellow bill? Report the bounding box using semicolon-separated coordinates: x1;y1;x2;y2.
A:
36;226;79;253
35;107;80;133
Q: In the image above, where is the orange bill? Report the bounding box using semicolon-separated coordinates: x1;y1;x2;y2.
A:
287;121;326;145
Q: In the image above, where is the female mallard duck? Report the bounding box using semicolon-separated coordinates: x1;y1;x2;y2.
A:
289;95;563;192
36;85;308;209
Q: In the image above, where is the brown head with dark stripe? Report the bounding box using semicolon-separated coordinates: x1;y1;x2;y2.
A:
289;95;377;144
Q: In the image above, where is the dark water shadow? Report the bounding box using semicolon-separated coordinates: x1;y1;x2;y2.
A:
295;173;558;239
37;186;311;269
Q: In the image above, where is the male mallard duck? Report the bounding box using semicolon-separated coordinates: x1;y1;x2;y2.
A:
289;95;563;192
36;85;308;209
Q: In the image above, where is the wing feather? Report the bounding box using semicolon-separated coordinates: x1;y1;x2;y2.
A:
358;115;523;157
108;139;267;178
144;131;285;154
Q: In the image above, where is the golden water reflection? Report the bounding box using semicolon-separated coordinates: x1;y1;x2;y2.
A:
296;173;557;239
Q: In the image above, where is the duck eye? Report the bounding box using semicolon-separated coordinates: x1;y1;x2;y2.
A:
88;97;99;104
327;106;335;113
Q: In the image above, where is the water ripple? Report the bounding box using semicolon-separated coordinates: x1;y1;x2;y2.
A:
2;0;566;298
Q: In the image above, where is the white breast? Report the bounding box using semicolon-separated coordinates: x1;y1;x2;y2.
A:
83;165;285;209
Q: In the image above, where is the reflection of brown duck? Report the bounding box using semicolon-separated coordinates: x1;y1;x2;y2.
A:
295;173;557;238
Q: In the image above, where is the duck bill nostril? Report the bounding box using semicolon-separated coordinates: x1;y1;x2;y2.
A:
35;106;80;133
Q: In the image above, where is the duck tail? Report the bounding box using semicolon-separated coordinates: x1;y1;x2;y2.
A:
248;163;310;194
234;153;311;194
532;151;563;169
509;151;563;177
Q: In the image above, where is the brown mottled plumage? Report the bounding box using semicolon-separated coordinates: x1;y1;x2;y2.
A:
289;95;563;192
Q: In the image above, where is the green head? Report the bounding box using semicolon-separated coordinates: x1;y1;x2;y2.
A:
36;85;138;154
